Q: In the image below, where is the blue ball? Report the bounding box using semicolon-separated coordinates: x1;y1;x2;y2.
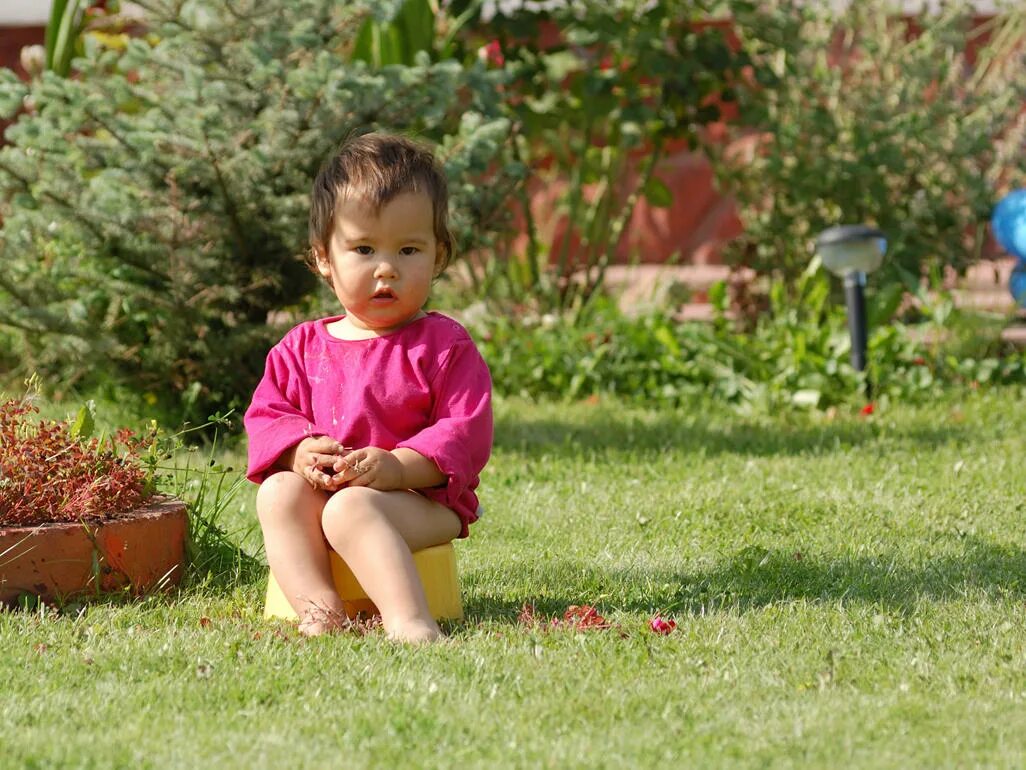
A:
1010;266;1026;307
993;188;1026;261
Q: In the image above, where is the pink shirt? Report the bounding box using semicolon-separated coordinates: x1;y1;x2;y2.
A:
244;312;492;537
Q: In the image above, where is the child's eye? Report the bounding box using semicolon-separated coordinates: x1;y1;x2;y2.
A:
354;245;374;255
399;246;420;256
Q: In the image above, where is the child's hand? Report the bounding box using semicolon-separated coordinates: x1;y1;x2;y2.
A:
287;435;348;491
333;446;404;491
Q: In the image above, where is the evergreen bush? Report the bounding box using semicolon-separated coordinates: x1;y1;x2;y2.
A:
0;0;515;420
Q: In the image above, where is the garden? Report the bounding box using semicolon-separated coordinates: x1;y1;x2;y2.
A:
3;0;1026;767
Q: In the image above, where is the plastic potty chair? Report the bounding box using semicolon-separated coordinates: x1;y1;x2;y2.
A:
263;542;463;622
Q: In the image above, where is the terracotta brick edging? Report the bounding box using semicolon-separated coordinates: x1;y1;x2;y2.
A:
0;495;188;605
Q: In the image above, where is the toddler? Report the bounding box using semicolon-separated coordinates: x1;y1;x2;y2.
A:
244;133;492;642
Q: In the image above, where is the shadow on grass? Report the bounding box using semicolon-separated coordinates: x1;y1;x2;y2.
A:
494;409;967;458
463;535;1026;622
183;512;266;591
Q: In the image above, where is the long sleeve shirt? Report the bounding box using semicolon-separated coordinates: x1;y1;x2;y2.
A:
244;312;492;537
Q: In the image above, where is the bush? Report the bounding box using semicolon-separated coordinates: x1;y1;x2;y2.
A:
0;0;516;421
711;0;1026;287
470;268;1026;412
454;0;747;314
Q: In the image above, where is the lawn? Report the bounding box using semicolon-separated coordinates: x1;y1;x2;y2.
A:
3;390;1026;768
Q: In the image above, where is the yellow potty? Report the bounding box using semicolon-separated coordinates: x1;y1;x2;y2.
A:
263;542;463;622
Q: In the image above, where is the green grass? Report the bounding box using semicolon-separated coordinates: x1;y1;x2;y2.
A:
4;390;1026;768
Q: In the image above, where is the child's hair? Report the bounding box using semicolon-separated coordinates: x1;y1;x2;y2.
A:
307;132;454;279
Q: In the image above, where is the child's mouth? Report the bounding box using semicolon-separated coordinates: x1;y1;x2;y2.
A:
371;287;396;303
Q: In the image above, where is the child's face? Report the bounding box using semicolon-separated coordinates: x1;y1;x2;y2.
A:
316;190;440;335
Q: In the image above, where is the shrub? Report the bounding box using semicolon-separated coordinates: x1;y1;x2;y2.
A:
711;0;1026;287
455;0;748;313
0;0;516;421
470;271;1026;412
0;398;153;527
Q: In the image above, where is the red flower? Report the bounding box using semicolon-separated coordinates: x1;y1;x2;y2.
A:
860;403;875;416
517;603;613;631
478;40;505;68
649;615;676;635
563;605;611;630
912;356;926;366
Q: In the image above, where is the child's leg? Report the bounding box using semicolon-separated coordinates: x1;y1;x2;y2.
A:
320;487;461;643
256;471;345;634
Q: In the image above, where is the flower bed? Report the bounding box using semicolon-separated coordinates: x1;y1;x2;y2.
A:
0;397;187;604
0;398;151;527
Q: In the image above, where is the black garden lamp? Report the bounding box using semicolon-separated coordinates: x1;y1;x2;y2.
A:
815;224;887;390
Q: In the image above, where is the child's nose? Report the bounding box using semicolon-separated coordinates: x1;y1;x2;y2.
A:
374;259;399;279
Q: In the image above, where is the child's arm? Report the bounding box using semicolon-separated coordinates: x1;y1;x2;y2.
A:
245;340;330;485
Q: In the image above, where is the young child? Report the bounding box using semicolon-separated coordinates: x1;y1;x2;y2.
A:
244;133;492;642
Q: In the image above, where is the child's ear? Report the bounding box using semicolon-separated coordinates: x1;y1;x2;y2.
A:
312;245;331;278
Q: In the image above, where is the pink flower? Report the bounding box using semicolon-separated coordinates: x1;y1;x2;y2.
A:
649;615;676;635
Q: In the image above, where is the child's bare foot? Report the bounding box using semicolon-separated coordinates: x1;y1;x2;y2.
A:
298;604;348;637
386;618;444;644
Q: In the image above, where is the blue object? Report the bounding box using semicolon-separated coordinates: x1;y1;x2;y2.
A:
1010;265;1026;306
992;188;1026;262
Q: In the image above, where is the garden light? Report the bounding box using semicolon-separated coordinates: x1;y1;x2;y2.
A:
815;224;887;381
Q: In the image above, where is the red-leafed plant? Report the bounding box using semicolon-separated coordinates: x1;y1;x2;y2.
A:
0;398;155;527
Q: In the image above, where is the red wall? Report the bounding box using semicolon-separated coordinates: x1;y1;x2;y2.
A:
0;25;44;141
0;25;44;77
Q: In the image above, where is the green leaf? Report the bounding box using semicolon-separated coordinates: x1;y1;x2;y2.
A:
708;280;728;313
653;325;680;357
541;51;582;81
50;0;86;76
524;92;560;115
395;0;435;59
867;281;905;328
45;0;70;69
70;401;95;440
643;177;673;208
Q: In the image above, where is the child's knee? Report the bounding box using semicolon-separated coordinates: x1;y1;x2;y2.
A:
256;470;312;519
321;486;383;534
